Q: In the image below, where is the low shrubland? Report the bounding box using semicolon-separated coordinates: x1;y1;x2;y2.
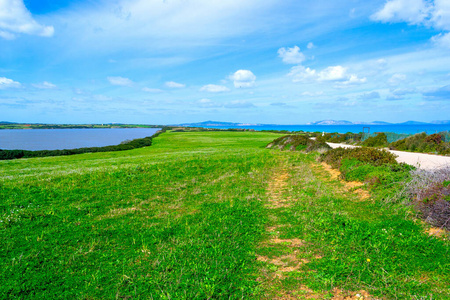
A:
313;132;362;144
320;146;450;230
266;134;331;152
389;132;450;155
403;166;450;230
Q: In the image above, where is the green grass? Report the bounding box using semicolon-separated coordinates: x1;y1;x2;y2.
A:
1;131;450;299
0;131;283;299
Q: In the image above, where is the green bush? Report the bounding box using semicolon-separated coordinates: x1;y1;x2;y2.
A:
389;132;450;154
361;132;388;147
320;147;397;169
266;135;331;152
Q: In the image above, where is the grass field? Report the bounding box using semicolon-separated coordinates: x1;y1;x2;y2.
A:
1;131;449;299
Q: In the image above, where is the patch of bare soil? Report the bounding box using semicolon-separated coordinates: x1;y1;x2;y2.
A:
426;226;448;239
267;168;292;208
318;162;370;201
261;163;378;300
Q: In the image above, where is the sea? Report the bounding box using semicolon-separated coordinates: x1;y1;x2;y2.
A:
0;128;161;151
1;124;450;151
200;124;450;135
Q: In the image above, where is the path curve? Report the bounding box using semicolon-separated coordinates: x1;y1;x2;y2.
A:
326;142;450;170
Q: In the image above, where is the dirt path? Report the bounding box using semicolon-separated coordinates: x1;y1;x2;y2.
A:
326;142;450;170
258;160;376;299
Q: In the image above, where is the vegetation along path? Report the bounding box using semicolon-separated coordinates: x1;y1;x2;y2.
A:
1;131;449;299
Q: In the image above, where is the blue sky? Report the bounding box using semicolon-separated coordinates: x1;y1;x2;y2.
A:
0;0;449;124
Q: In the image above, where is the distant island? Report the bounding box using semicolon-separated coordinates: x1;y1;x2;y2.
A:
177;120;450;127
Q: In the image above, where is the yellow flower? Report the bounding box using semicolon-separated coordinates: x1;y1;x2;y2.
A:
367;259;371;262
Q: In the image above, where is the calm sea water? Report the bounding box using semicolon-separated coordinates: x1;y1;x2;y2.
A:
0;128;160;151
201;124;450;135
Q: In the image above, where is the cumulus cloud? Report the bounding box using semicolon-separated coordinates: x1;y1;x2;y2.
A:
230;70;256;88
165;81;186;88
0;0;54;39
32;81;57;89
288;65;366;85
107;76;134;86
307;42;315;49
200;84;230;92
288;66;317;83
0;76;21;89
278;46;306;64
423;84;450;100
372;0;450;47
318;66;348;81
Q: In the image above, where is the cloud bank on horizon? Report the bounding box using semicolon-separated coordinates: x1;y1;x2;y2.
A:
0;0;449;124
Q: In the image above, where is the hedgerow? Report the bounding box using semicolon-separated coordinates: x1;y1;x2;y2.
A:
0;128;166;161
266;135;331;152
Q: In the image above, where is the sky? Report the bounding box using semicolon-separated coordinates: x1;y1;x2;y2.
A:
0;0;450;125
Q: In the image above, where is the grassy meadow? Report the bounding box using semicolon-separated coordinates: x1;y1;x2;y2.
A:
1;131;450;299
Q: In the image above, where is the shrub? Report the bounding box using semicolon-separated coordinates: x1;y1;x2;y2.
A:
320;147;398;169
389;132;450;154
361;133;388;147
404;166;450;229
266;135;331;152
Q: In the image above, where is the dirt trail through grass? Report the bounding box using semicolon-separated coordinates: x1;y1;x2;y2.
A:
258;155;387;299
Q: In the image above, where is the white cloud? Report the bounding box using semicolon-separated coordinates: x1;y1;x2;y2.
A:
432;32;450;48
318;66;347;81
371;0;432;25
278;46;306;64
32;81;57;89
142;87;163;93
288;66;317;83
199;84;230;92
307;42;315;49
372;0;450;47
0;0;54;39
431;0;450;30
165;81;186;88
0;77;21;89
107;76;134;87
288;65;366;85
197;98;222;108
230;70;256;88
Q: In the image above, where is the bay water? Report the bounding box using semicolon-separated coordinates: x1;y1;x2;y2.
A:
0;128;160;151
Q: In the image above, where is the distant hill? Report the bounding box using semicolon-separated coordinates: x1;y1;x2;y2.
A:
174;119;450;127
307;120;353;125
178;120;261;127
0;121;17;125
431;120;450;125
307;120;392;125
398;121;430;125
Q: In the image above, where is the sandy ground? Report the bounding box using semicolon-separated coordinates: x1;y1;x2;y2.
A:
326;142;450;170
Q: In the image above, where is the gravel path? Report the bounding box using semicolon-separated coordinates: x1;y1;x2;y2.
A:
326;142;450;170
